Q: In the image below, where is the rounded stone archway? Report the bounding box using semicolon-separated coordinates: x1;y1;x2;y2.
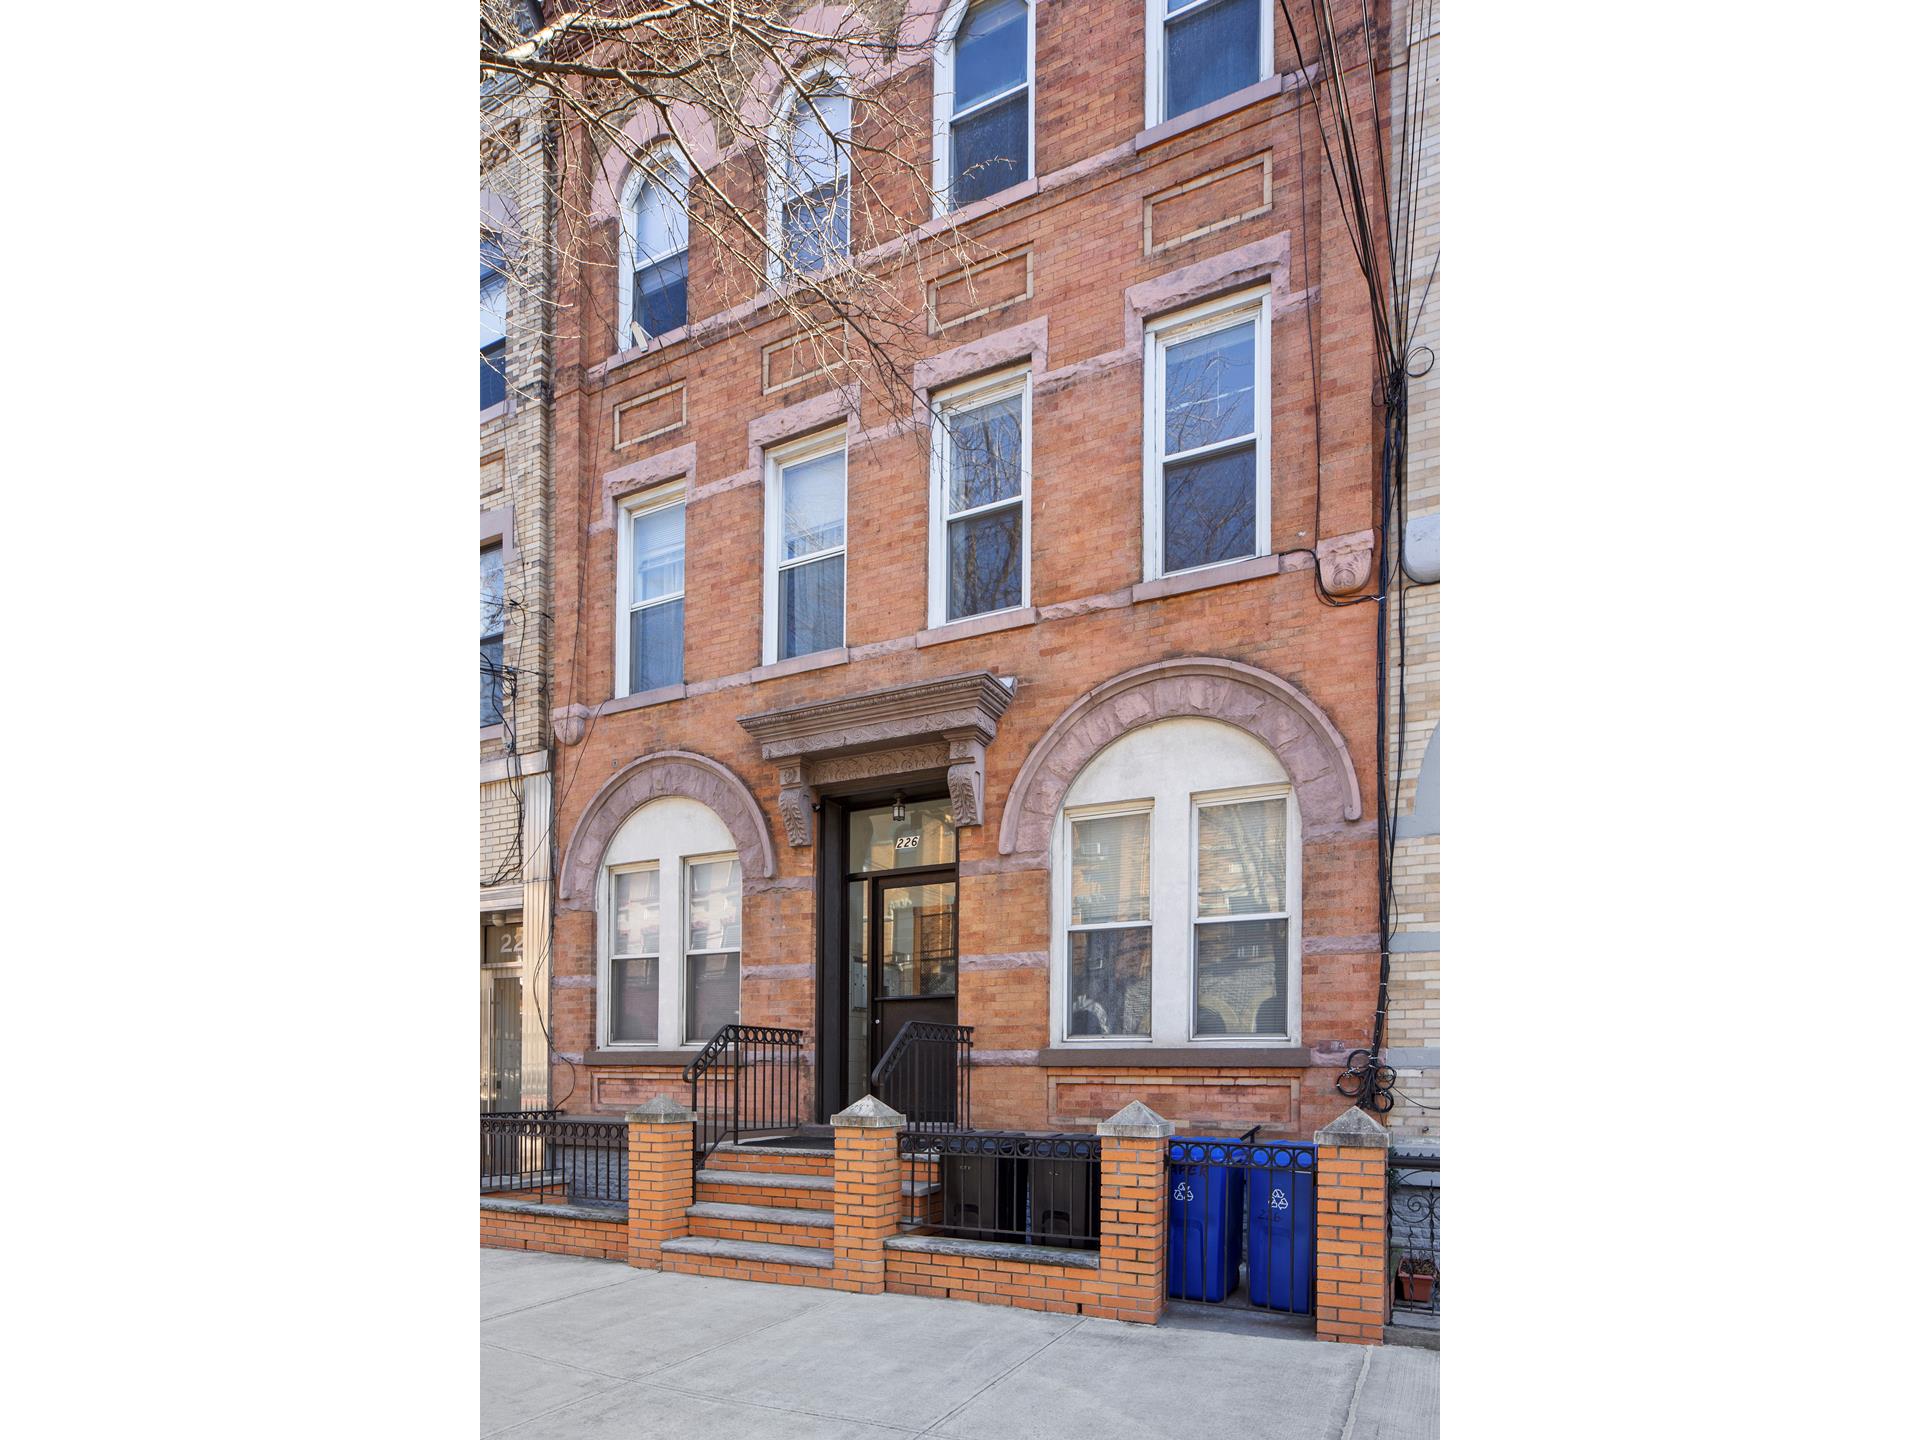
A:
996;657;1364;857
558;751;775;909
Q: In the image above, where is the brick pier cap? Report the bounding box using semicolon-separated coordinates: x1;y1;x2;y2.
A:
1313;1106;1391;1148
1097;1101;1175;1138
626;1096;696;1124
831;1095;907;1128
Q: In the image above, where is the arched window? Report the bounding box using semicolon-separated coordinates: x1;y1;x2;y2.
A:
934;0;1033;211
620;148;690;347
480;232;508;408
770;70;852;277
1051;717;1300;1046
598;796;743;1048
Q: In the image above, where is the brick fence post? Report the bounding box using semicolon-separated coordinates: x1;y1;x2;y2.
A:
830;1094;904;1294
626;1095;695;1270
1095;1101;1174;1324
1313;1105;1392;1344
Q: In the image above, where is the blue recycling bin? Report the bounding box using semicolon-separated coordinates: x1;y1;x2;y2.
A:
1247;1145;1315;1313
1167;1138;1245;1302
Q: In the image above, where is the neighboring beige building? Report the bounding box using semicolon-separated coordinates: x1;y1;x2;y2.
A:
480;58;554;1114
1383;0;1440;1143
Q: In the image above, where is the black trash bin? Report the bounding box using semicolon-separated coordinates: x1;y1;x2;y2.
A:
941;1138;1023;1241
1025;1137;1100;1250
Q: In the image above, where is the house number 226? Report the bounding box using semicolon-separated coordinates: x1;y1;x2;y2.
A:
895;835;920;850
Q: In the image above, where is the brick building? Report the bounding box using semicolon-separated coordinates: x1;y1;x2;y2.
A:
1381;0;1440;1145
536;0;1404;1145
479;48;555;1115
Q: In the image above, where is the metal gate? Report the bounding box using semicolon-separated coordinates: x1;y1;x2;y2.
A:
1166;1136;1316;1314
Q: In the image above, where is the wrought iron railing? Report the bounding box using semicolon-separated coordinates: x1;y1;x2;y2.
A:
1388;1151;1440;1320
900;1130;1101;1249
871;1021;973;1131
1165;1133;1317;1313
480;1111;626;1208
681;1024;807;1170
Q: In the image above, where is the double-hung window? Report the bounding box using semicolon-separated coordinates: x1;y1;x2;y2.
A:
935;0;1034;210
1053;717;1301;1046
616;487;686;695
1144;289;1270;580
1066;808;1154;1038
930;369;1030;625
480;542;506;726
773;74;851;277
764;431;847;663
684;857;743;1040
1191;792;1292;1036
608;865;662;1043
598;797;744;1050
1147;0;1272;126
480;234;508;409
621;150;690;346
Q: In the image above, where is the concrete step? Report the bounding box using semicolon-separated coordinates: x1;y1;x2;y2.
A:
710;1142;835;1177
660;1235;833;1270
695;1167;835;1211
686;1200;835;1249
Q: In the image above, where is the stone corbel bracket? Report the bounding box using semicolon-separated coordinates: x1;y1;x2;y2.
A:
1314;528;1376;596
740;671;1014;846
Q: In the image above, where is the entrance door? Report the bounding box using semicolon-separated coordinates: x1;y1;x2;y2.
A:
821;797;958;1117
869;874;959;1070
481;916;525;1114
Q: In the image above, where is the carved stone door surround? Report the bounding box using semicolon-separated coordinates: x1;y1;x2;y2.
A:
738;671;1014;846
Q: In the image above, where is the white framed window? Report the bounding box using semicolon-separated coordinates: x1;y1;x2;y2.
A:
619;146;690;348
597;797;743;1050
1142;287;1270;581
768;68;852;279
614;483;686;696
481;542;506;726
683;855;743;1041
932;0;1034;212
480;233;508;409
928;367;1030;626
1050;717;1300;1046
1144;0;1273;128
1190;789;1295;1038
607;863;663;1043
1064;805;1154;1038
762;428;847;664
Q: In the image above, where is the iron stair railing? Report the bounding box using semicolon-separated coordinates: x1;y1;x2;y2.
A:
681;1024;806;1172
870;1021;973;1132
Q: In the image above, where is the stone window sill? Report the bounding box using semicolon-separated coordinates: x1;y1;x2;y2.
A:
1131;552;1280;604
750;647;850;684
584;1048;708;1066
604;324;693;376
479;722;506;742
914;607;1038;649
479;398;512;426
1038;1046;1311;1068
600;683;687;717
1133;68;1317;153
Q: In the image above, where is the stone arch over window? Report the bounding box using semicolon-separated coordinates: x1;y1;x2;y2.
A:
559;751;775;909
997;657;1363;858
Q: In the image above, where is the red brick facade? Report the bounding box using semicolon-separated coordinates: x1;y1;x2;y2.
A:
541;0;1390;1144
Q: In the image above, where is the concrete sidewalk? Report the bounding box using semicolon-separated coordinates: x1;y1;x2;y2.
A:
482;1250;1437;1438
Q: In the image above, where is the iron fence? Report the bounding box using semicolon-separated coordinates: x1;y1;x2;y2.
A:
871;1021;973;1131
1388;1151;1440;1320
479;1111;627;1208
682;1024;807;1171
1165;1135;1316;1314
900;1130;1101;1249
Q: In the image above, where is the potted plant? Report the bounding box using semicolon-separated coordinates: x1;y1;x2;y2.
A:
1395;1256;1438;1304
